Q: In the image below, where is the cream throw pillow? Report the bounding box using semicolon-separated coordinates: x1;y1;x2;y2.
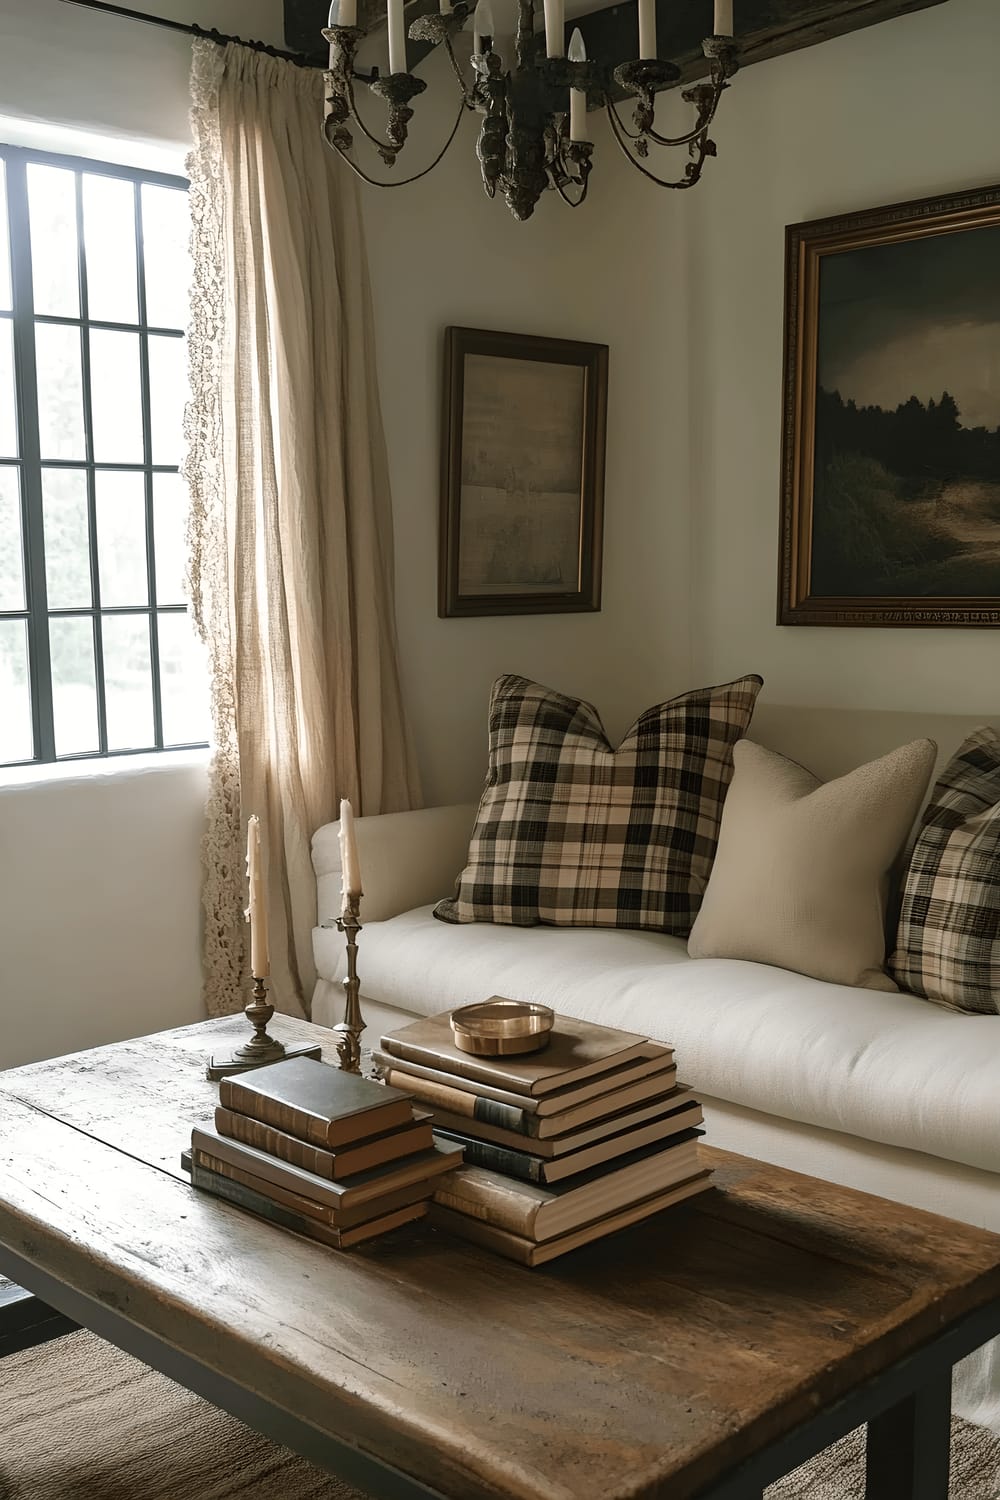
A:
687;738;937;991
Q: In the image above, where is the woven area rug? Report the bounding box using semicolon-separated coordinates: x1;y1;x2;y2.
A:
2;1328;1000;1499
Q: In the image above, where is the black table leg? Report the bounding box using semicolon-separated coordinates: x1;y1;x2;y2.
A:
0;1281;77;1358
865;1371;952;1499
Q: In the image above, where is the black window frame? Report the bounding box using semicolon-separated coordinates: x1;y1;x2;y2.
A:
0;143;207;768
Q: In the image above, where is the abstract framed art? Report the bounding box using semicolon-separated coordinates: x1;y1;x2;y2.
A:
438;326;608;618
779;182;1000;627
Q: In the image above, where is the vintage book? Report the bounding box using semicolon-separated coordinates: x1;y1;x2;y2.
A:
215;1105;434;1180
379;1012;668;1098
218;1055;414;1149
188;1160;427;1248
190;1125;463;1210
434;1108;704;1184
375;1058;680;1137
191;1149;436;1228
429;1091;702;1160
433;1133;703;1239
430;1172;714;1265
370;1048;675;1118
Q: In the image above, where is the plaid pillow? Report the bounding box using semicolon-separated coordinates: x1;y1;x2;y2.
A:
434;672;763;935
890;728;1000;1014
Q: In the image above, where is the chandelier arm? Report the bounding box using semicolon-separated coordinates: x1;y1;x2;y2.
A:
339;72;414;156
325;99;467;187
604;101;710;189
553;177;588;206
442;33;478;103
604;85;720;151
643;86;723;148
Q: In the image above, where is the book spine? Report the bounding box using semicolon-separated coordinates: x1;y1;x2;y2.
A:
195;1149;332;1221
427;1204;535;1265
190;1162;345;1248
381;1069;535;1136
215;1107;335;1179
433;1131;546;1186
381;1037;535;1096
220;1078;326;1147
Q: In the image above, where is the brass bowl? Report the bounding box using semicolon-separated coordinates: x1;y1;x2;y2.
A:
450;999;554;1056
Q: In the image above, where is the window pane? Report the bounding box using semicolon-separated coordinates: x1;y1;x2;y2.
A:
89;328;143;462
0;466;24;610
42;467;91;608
35;322;85;459
148;334;185;465
83;174;138;325
27;164;79;318
103;613;153;750
0;618;32;762
153;472;187;604
50;615;99;756
0;319;17;457
141;185;189;330
158;610;209;745
0;161;11;313
96;469;147;606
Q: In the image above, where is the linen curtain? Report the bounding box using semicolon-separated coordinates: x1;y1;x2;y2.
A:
185;39;421;1020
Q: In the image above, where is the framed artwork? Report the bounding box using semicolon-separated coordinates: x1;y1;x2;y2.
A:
439;326;608;617
779;182;1000;627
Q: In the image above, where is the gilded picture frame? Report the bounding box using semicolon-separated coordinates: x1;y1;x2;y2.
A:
779;182;1000;627
439;326;608;618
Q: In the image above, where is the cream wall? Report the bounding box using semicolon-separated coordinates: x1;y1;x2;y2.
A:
361;62;694;805
683;0;1000;715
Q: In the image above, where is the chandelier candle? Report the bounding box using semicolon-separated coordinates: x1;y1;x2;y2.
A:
638;0;656;59
568;28;588;143
473;0;493;57
543;0;564;57
715;0;734;35
387;0;407;73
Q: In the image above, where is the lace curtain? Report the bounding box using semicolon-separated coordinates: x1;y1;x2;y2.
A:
185;39;421;1020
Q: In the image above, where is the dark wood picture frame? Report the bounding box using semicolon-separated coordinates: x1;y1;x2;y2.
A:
779;182;1000;627
439;326;608;618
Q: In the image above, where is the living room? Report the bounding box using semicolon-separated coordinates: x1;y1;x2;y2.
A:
1;0;999;1495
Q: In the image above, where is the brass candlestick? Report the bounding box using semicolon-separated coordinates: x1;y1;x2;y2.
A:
206;975;322;1081
334;893;366;1073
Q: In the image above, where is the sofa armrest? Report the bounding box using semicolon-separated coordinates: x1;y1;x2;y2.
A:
311;803;478;926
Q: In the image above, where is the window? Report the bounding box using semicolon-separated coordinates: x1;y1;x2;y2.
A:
0;146;209;767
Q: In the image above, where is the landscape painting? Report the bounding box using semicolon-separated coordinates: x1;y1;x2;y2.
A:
779;185;1000;626
439;328;607;617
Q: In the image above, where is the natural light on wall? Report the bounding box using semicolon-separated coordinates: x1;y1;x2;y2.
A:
0;135;210;767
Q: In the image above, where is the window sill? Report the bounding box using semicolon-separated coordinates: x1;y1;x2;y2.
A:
0;747;212;791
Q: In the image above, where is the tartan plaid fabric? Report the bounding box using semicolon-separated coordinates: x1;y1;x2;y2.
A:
434;672;764;935
890;727;1000;1015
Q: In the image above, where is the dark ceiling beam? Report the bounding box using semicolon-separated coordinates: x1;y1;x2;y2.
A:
575;0;950;90
285;0;950;82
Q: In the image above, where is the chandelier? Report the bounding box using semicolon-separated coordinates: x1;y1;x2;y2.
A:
320;0;739;219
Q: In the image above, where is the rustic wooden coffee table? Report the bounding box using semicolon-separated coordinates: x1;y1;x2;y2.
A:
1;1016;999;1500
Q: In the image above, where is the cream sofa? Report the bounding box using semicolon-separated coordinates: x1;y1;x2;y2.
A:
311;702;1000;1424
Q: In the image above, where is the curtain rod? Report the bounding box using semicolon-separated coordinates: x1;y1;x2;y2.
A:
57;0;322;67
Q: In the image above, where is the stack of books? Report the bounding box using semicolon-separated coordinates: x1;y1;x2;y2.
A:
185;1055;463;1250
373;1011;713;1265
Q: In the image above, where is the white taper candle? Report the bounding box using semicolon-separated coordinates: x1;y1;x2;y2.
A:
245;815;269;980
339;798;363;906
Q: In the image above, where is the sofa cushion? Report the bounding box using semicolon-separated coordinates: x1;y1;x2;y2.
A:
434;672;763;937
890;727;1000;1015
687;738;937;991
312;905;1000;1176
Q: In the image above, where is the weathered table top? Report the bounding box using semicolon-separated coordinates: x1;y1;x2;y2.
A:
1;1014;999;1500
